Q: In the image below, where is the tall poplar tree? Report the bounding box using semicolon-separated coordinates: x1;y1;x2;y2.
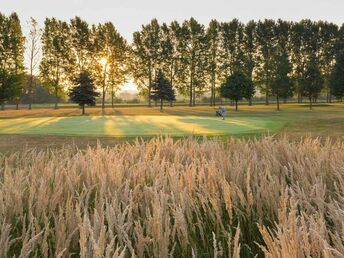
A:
26;17;41;110
318;21;338;102
255;19;276;105
330;50;344;101
132;19;161;107
242;20;257;105
93;22;129;110
0;12;25;110
177;18;207;106
70;17;91;75
160;22;179;96
271;20;293;110
302;56;323;110
206;19;222;106
40;18;74;109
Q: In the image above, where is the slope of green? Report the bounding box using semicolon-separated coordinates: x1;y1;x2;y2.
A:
0;115;285;137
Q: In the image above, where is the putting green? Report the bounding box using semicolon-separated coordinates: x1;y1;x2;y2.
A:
0;115;286;137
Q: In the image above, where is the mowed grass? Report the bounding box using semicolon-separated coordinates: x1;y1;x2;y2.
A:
0;115;284;137
0;103;343;147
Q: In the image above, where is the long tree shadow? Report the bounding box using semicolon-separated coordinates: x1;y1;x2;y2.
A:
178;116;286;136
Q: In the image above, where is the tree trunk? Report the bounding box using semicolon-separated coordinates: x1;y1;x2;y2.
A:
148;65;152;107
193;89;196;106
82;105;85;115
309;97;312;110
28;75;33;110
297;91;301;103
265;92;269;105
235;100;238;111
276;95;280;111
249;98;252;106
102;87;106;115
170;101;173;107
54;87;58;109
160;98;163;112
1;103;4;110
16;101;19;110
211;72;215;106
189;73;193;107
111;89;114;108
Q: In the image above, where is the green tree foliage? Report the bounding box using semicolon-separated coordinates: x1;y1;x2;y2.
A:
1;14;342;110
160;22;180;97
290;20;321;103
242;21;256;82
40;18;74;109
178;18;208;106
220;71;254;111
206;19;222;106
318;21;339;102
0;12;25;110
69;71;99;115
26;17;42;110
330;50;344;101
70;16;92;74
271;20;293;110
302;57;324;110
150;69;175;111
92;22;129;109
255;19;276;105
220;19;246;76
132;19;161;107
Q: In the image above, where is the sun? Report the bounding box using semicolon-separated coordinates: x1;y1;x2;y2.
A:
99;57;107;67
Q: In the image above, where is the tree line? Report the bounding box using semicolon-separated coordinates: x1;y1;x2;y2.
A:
1;13;344;111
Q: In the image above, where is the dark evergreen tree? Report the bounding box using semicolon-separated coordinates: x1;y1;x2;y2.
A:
69;71;99;115
302;57;324;110
330;50;344;101
220;71;254;111
150;69;174;111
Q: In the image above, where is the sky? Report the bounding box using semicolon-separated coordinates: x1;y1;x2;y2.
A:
1;0;344;91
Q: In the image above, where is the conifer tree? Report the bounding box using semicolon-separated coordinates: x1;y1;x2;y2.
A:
69;71;99;115
150;69;174;111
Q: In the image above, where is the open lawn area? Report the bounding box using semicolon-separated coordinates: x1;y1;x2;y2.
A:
0;103;343;151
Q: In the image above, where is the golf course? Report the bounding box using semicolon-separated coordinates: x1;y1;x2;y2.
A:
0;103;343;143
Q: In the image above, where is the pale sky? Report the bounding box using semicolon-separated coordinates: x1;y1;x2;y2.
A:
2;0;344;91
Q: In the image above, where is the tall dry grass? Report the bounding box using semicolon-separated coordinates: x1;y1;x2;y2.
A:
0;136;343;257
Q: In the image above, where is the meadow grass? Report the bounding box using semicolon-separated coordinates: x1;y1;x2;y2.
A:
0;136;343;257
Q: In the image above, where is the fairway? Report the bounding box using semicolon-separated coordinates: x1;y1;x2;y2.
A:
0;104;343;141
0;114;285;137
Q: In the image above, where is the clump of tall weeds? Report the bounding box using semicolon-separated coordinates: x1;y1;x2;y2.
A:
0;136;343;257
